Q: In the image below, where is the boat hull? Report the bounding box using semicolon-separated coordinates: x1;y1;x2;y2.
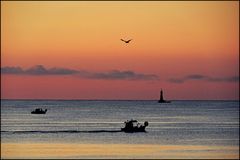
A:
31;109;47;114
121;126;146;133
31;111;47;114
158;100;171;103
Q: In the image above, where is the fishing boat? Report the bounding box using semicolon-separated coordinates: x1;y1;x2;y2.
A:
121;119;148;132
31;108;47;114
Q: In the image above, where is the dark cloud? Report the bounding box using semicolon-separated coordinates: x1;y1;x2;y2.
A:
25;65;79;75
1;65;159;81
86;70;159;80
25;65;49;75
207;76;239;82
1;65;79;75
168;74;239;83
185;74;206;80
1;66;24;74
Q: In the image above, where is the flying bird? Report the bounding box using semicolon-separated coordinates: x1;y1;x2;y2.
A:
121;39;132;43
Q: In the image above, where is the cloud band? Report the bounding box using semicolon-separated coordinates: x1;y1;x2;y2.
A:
168;74;239;83
1;65;159;81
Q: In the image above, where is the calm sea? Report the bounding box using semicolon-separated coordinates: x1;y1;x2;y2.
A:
1;100;239;146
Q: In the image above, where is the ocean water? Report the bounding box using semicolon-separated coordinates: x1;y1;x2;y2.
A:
1;100;239;147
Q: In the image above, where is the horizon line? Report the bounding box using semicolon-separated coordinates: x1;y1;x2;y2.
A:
1;98;239;101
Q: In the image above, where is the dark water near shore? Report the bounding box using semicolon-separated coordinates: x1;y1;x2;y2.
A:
1;100;239;146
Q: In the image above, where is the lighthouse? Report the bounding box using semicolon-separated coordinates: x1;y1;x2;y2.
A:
160;89;164;101
158;89;171;103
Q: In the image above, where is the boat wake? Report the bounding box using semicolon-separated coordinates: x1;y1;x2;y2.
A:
1;130;122;134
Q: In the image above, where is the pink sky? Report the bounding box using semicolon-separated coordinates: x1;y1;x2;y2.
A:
1;1;239;100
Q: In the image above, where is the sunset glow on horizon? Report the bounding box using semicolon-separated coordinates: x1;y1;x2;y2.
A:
1;1;239;100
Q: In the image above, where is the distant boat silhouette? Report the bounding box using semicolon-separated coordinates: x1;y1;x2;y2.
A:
31;108;47;114
158;89;171;103
120;39;132;43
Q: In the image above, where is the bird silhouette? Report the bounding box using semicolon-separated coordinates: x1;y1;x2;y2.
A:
121;39;132;43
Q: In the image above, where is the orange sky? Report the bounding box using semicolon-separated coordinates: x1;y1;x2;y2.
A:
1;1;239;100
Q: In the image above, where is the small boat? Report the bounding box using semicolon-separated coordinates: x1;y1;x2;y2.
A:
31;108;47;114
158;89;171;103
121;119;148;133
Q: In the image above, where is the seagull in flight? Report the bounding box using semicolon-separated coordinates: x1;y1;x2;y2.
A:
121;39;132;43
